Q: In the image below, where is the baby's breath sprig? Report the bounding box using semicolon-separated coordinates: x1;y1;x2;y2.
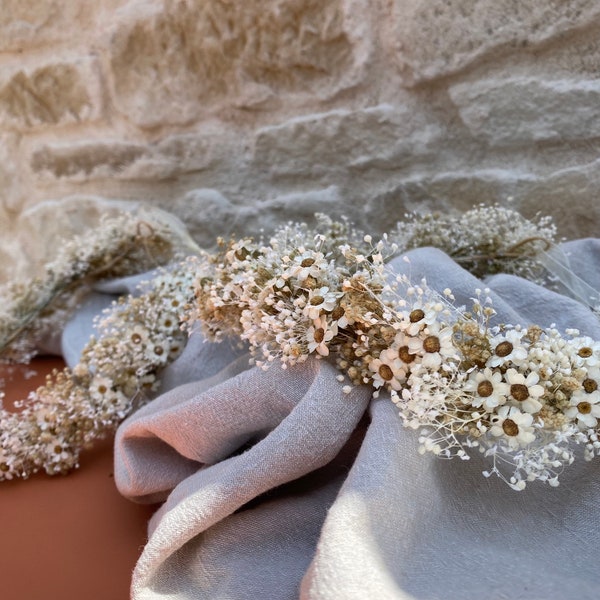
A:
0;208;199;364
190;217;600;490
0;206;597;489
392;204;558;282
0;261;197;480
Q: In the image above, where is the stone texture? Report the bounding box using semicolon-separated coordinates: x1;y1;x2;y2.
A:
365;164;600;241
394;0;600;83
170;187;345;249
518;160;600;241
2;0;600;284
449;78;600;145
0;134;21;212
0;1;127;52
30;133;223;181
109;0;368;127
253;104;443;179
0;1;81;51
0;58;102;129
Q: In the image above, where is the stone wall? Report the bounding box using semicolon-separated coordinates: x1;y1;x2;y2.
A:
2;0;600;280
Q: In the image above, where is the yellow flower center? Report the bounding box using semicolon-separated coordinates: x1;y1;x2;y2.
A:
578;347;593;358
398;345;416;364
409;309;425;323
301;258;315;267
313;328;325;343
583;378;598;393
310;295;324;306
578;401;592;415
331;305;345;321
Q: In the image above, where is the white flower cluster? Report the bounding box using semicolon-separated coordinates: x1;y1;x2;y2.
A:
192;218;600;490
396;309;600;490
0;207;590;489
393;203;557;282
0;208;194;364
0;262;195;480
189;216;394;370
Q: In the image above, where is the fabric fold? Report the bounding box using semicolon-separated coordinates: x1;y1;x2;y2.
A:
122;358;371;598
59;240;600;599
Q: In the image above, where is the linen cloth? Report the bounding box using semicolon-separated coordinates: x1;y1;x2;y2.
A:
63;240;600;599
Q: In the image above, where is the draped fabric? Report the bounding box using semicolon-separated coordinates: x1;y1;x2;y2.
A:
62;240;600;599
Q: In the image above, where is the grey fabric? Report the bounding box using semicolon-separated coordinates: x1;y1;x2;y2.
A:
62;241;600;599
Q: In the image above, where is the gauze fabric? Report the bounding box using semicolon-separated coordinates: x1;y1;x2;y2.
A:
61;241;600;599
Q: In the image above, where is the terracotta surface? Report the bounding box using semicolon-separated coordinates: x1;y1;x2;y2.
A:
0;358;157;600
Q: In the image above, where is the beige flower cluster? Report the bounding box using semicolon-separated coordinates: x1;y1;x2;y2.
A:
0;207;591;488
393;204;557;281
0;208;193;364
0;262;195;480
192;215;598;489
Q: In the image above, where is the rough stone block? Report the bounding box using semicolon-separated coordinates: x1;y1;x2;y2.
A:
30;133;224;180
0;1;127;52
109;0;368;127
0;57;102;129
393;0;600;83
0;134;21;212
170;187;346;248
253;104;442;179
450;78;600;145
364;164;600;241
518;160;600;241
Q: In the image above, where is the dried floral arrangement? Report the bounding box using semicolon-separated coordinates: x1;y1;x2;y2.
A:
2;204;599;490
0;209;199;479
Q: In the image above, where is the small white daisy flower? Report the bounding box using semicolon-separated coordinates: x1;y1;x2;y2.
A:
564;390;600;428
490;405;536;449
306;316;337;356
305;287;338;319
401;301;441;336
464;367;509;411
572;337;600;368
487;329;528;367
505;368;544;414
89;375;114;401
390;331;420;369
289;251;326;282
370;347;408;390
407;327;456;370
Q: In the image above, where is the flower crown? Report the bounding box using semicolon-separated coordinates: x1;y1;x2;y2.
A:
1;205;599;490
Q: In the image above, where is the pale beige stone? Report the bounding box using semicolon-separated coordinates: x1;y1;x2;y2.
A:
109;0;367;127
30;133;225;181
518;160;600;241
365;164;600;241
0;58;102;129
393;0;600;83
449;78;600;145
0;0;128;52
0;133;21;212
253;104;442;179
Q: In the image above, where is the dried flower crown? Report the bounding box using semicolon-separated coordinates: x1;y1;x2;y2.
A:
1;205;599;490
